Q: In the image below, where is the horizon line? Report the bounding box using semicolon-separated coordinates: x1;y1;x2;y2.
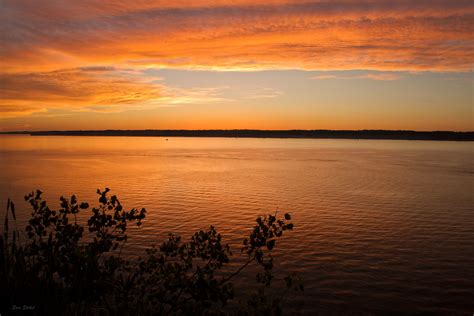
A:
2;129;474;133
1;129;472;141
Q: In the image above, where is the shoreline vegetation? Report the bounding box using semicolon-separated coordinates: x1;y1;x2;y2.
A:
1;129;473;141
1;189;302;315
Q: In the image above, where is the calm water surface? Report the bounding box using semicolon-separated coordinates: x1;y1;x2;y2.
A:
1;135;473;314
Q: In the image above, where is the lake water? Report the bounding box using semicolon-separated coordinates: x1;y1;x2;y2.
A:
1;135;473;314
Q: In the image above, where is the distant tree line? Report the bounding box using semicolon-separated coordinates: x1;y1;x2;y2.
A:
2;129;472;141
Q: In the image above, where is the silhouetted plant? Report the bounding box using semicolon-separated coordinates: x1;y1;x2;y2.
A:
0;189;302;315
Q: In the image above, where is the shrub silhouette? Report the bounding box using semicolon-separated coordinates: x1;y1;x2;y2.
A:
0;189;302;315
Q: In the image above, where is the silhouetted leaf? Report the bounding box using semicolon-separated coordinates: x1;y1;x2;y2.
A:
267;239;275;250
4;214;8;237
10;201;16;221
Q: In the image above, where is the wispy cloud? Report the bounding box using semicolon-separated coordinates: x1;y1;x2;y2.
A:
310;74;338;80
361;73;402;81
0;66;238;117
153;86;232;107
1;1;472;73
310;72;403;81
0;67;162;117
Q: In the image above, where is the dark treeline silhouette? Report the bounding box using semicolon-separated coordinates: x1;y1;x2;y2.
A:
2;129;473;141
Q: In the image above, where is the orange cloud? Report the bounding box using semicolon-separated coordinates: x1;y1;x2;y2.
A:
0;68;161;117
1;0;472;72
1;1;472;123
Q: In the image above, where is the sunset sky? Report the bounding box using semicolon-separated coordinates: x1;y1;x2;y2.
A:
1;0;473;131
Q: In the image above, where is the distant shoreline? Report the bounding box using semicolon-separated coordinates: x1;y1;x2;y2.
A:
1;130;473;141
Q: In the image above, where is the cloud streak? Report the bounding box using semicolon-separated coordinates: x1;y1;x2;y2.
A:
1;0;473;72
0;68;161;117
310;71;403;81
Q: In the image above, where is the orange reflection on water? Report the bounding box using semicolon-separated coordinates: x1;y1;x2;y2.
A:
0;135;473;313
